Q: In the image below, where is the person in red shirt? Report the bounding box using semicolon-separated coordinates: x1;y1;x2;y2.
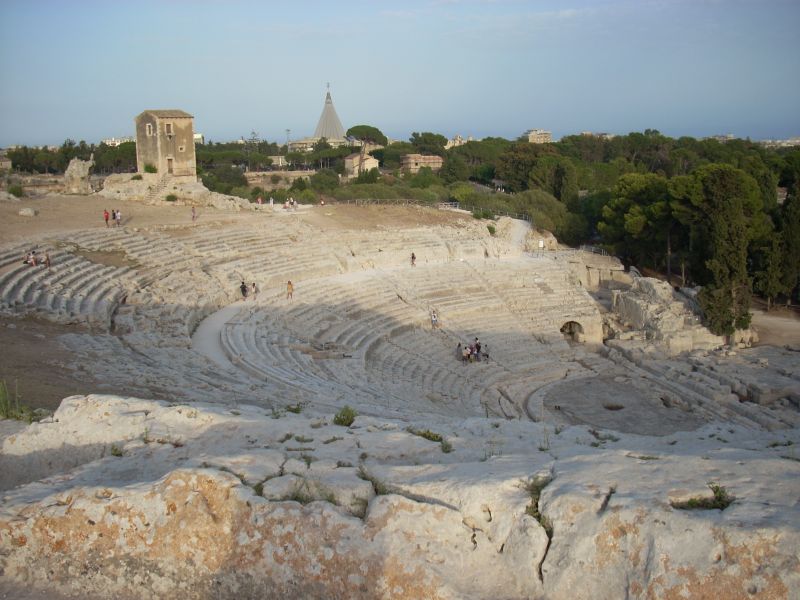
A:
103;209;110;227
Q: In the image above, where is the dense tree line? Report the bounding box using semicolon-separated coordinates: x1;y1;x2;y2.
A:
6;140;138;174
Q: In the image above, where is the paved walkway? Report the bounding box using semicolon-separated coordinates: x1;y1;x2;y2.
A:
191;301;242;368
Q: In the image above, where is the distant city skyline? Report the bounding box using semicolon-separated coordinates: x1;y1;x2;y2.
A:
1;0;798;147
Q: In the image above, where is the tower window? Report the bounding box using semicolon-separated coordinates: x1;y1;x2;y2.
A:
165;123;173;135
146;123;153;136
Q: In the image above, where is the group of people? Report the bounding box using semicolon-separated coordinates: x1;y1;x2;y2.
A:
240;281;259;300
284;197;298;210
457;338;487;363
103;209;123;227
23;249;51;269
256;196;275;208
238;280;294;301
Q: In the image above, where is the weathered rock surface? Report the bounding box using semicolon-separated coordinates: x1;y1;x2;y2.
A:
1;395;798;599
0;191;20;203
63;155;94;195
611;276;724;355
17;207;37;217
100;173;252;210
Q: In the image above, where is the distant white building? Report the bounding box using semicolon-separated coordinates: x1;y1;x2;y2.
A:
193;133;205;145
524;129;553;144
580;131;616;140
445;134;475;150
760;136;800;149
101;136;134;147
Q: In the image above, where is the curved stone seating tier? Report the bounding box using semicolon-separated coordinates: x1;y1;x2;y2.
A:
0;248;134;326
4;216;787;431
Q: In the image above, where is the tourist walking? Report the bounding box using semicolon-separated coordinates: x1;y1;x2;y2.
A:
103;209;110;227
251;282;258;300
411;252;416;267
44;252;51;270
431;309;438;329
286;280;294;301
115;209;122;227
240;281;248;299
191;206;196;222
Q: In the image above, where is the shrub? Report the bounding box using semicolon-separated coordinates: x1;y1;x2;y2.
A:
8;185;24;198
144;164;157;173
671;483;735;510
0;379;36;422
294;189;319;204
290;177;308;192
165;194;177;202
333;405;357;427
487;224;496;236
523;474;553;537
309;168;340;193
407;427;443;442
229;186;251;199
131;174;143;181
270;174;282;185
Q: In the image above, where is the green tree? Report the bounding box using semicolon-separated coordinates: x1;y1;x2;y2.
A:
201;165;247;194
308;168;339;192
779;188;800;303
439;154;470;184
528;155;579;203
598;173;671;268
373;141;416;169
409;132;447;156
753;236;785;311
290;177;308;191
346;125;388;147
687;165;762;335
408;166;440;189
495;143;557;193
354;168;380;184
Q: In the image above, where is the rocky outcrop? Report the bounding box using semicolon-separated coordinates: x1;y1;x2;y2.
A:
100;173;252;210
611;276;723;355
63;155;94;194
0;191;20;203
1;395;798;599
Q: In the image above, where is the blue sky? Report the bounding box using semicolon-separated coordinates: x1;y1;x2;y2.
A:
1;0;798;146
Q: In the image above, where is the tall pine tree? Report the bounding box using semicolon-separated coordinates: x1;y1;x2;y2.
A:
688;165;763;336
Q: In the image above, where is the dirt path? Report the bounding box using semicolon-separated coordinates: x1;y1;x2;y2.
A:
751;308;800;347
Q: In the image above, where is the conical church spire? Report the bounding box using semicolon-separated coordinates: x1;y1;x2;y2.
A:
314;87;345;140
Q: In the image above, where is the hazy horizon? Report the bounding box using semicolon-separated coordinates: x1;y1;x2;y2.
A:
1;0;798;147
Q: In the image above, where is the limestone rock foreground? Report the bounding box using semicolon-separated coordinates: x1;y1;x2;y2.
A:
1;395;798;599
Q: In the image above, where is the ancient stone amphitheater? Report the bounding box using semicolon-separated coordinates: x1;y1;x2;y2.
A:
0;204;798;599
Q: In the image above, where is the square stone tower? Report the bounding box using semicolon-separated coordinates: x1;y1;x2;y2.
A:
134;110;197;178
